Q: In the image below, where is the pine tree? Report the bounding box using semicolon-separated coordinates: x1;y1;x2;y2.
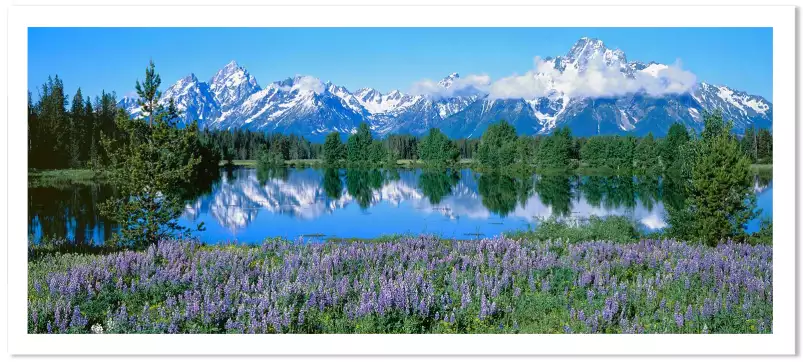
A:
100;62;207;248
757;128;772;163
28;91;40;168
536;126;573;169
347;123;373;165
84;97;96;165
633;132;660;173
322;131;344;165
661;122;690;172
69;88;85;168
666;112;757;246
476;120;518;169
418;128;459;167
37;76;69;168
741;126;757;162
135;60;162;126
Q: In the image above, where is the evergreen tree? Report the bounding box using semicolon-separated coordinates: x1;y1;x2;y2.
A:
369;140;387;165
84;97;97;165
36;76;70;168
633;132;660;173
323;131;344;165
68;88;85;168
757;128;772;163
661;122;690;172
537;126;573;169
666;112;757;246
99;63;206;248
347;123;373;165
28;92;40;167
418;128;459;167
476;120;518;169
135;60;162;126
741;126;758;162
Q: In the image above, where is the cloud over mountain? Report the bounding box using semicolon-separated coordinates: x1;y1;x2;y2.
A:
119;37;771;140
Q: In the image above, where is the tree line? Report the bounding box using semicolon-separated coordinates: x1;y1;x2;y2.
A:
28;76;120;169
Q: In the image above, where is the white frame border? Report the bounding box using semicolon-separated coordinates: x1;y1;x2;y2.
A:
6;5;795;356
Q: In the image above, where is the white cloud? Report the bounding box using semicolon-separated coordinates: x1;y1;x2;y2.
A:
281;75;325;94
410;74;491;99
487;56;697;100
410;56;699;101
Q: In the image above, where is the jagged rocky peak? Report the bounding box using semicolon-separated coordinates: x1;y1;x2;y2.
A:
565;37;627;69
208;60;260;108
438;72;460;88
355;88;382;101
386;90;404;100
178;73;199;84
115;37;771;139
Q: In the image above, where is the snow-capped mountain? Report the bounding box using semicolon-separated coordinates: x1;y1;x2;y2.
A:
208;60;261;111
119;39;772;140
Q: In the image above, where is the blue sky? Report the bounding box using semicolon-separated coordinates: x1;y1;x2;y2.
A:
28;27;772;102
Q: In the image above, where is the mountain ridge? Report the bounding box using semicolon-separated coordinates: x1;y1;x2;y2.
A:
119;37;772;140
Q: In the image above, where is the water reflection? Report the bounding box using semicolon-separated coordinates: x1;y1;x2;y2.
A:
29;167;774;243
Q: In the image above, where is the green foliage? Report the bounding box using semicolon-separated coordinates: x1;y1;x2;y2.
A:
369;140;387;165
98;62;213;248
347;123;374;165
345;169;385;208
666;111;757;246
537;127;574;170
756;128;772;163
509;215;640;244
534;175;574;217
661;122;691;171
749;219;773;246
476;120;518;169
419;170;460;204
257;144;286;167
741;126;758;162
68;88;86;168
579;135;636;171
322;131;345;165
418;128;459;167
134;60;162;126
477;173;533;216
322;168;343;199
633;133;661;173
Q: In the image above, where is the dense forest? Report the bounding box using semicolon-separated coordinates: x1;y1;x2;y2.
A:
29;74;772;173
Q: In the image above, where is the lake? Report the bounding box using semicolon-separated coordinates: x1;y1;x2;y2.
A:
29;167;773;243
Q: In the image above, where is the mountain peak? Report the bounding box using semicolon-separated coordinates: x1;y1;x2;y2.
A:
438;72;460;88
180;73;199;83
565;37;626;69
115;37;770;139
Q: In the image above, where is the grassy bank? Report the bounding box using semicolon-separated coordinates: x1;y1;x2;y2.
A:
750;164;773;172
28;234;772;334
28;169;108;187
221;158;476;168
29;163;772;187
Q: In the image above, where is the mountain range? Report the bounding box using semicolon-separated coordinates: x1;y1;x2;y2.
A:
119;37;772;141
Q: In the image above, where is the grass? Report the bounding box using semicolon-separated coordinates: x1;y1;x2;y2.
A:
31;162;771;184
222;158;476;169
220;159;324;168
750;164;772;172
28;168;108;187
508;215;641;244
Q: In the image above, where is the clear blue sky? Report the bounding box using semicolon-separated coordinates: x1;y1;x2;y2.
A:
28;27;772;102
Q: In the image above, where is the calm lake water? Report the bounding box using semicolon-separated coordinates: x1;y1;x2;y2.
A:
29;167;773;243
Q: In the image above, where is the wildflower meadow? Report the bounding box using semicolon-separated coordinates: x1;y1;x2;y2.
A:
28;236;772;334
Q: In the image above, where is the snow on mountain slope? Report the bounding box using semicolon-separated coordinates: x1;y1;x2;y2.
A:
118;38;772;138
